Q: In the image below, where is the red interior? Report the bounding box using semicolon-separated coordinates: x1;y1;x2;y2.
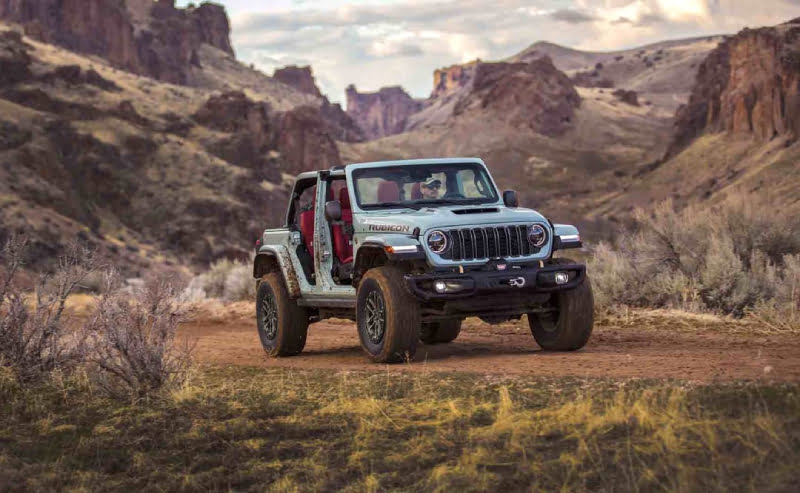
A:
298;187;316;256
332;187;353;263
410;182;423;200
300;184;356;266
377;180;400;202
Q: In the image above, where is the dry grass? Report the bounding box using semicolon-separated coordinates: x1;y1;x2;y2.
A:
0;366;797;491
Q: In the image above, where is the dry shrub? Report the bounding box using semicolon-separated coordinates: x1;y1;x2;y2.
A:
86;274;195;399
0;236;99;382
186;257;254;302
1;235;195;398
591;198;800;329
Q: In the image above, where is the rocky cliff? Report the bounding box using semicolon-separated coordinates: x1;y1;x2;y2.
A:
437;57;581;137
273;65;323;98
0;0;234;86
431;60;480;99
669;19;800;156
345;85;423;139
193;91;342;176
274;65;365;142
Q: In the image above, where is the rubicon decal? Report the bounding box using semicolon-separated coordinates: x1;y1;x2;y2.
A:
367;224;410;232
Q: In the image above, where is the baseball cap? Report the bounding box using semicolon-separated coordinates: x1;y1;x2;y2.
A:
423;177;442;188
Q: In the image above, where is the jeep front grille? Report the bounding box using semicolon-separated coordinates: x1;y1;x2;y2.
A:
440;225;541;261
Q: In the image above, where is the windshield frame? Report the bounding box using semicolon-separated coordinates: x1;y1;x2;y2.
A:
348;161;500;211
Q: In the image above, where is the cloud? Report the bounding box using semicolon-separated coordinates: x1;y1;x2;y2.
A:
224;0;800;103
550;9;596;23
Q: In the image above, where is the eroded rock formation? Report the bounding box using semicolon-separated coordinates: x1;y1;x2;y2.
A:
669;19;800;156
431;60;480;99
193;91;342;175
345;85;423;139
0;0;234;85
274;65;365;142
273;65;323;98
453;57;581;137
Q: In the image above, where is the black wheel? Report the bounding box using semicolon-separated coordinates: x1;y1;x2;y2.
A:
528;258;594;351
420;319;462;344
356;266;420;363
256;273;309;357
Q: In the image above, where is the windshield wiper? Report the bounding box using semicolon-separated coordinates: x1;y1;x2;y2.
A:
362;202;422;211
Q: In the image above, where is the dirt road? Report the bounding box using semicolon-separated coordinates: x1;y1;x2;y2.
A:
184;304;800;382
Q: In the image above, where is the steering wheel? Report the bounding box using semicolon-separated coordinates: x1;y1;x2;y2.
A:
443;192;465;199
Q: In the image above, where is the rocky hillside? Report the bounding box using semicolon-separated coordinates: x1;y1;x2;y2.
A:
0;19;346;275
0;0;232;86
592;18;800;220
512;37;724;113
341;49;673;232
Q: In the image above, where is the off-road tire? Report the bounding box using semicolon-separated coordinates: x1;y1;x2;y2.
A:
256;273;309;357
420;319;462;344
357;266;420;363
528;258;593;351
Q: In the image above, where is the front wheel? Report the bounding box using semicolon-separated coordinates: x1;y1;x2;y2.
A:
256;273;309;357
528;275;594;351
356;266;420;363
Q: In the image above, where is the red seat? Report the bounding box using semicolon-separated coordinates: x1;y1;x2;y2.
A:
332;187;353;264
339;187;353;223
299;190;316;256
377;180;400;202
410;182;423;200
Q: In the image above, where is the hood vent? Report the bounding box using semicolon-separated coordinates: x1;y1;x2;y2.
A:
452;207;500;215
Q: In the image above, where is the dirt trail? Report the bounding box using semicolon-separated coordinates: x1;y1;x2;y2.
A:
183;307;800;382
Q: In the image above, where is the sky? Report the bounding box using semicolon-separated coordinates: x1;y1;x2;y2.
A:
178;0;800;103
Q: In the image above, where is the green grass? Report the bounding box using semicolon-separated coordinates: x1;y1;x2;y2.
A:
1;365;798;492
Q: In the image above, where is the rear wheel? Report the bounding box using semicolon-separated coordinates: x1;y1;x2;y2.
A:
420;319;462;344
357;266;419;363
528;259;594;351
256;273;309;357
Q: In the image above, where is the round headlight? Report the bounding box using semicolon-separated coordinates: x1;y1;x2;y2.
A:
427;230;449;254
528;224;547;247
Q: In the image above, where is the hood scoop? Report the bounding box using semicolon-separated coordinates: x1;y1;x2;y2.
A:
451;207;500;215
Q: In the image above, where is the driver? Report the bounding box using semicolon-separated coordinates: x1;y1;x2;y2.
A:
420;177;442;199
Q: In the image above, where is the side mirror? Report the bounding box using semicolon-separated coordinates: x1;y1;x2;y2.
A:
503;190;519;208
325;200;342;221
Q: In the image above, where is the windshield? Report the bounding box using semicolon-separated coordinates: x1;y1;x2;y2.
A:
352;162;498;209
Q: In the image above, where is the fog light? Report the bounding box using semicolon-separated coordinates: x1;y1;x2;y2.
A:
555;272;569;285
433;280;468;293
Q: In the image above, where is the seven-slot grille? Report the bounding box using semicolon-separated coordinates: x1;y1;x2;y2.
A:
438;225;543;261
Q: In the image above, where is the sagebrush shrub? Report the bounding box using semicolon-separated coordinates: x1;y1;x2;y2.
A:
86;273;194;399
590;198;800;325
185;257;254;302
0;237;99;382
1;236;196;397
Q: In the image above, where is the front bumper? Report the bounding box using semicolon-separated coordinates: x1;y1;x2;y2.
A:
405;263;586;302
